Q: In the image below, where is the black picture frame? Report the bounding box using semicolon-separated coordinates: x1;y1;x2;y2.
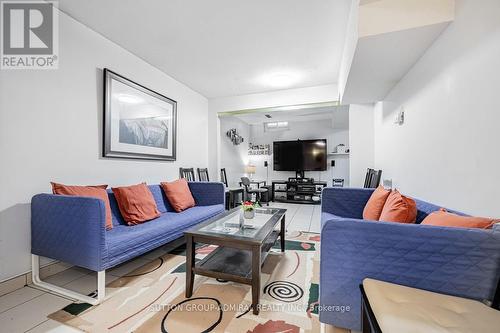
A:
103;68;177;161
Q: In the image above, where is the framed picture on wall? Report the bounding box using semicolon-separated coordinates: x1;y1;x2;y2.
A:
103;68;177;161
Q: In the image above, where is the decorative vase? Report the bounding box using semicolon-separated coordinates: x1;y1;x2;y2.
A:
244;209;255;219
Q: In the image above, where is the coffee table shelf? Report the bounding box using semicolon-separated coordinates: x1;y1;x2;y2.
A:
194;230;281;282
195;247;253;281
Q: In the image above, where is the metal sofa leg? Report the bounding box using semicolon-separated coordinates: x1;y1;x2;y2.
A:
31;254;106;305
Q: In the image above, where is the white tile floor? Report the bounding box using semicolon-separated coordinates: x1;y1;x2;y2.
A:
269;201;322;233
0;203;322;333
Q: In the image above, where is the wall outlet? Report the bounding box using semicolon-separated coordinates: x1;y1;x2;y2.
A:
383;178;393;189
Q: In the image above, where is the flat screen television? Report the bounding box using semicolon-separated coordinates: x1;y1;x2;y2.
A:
273;139;327;171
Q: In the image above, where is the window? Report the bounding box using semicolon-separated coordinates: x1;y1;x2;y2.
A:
264;121;289;132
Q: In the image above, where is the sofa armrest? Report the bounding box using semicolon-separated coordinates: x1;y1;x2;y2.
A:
319;218;500;331
31;194;108;272
321;187;374;218
188;182;225;206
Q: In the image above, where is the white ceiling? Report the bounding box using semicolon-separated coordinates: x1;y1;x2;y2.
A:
231;105;349;129
57;0;352;98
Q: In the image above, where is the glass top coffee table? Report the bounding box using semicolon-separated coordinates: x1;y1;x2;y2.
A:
184;206;287;315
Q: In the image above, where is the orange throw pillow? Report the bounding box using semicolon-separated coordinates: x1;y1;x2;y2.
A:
112;183;160;225
161;178;196;212
51;182;113;230
379;190;417;224
422;208;497;229
363;186;391;220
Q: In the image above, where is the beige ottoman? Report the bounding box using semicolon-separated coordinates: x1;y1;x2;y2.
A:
361;278;500;333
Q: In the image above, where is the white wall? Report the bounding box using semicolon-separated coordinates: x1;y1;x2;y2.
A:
0;11;209;281
248;120;349;186
349;104;375;187
208;84;339;180
374;0;500;216
219;117;250;187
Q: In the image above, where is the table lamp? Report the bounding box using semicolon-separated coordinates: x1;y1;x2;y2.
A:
245;164;256;180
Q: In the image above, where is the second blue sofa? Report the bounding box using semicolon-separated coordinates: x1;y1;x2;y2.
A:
319;187;500;331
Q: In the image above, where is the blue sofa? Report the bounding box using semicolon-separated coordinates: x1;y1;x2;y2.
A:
31;182;225;304
319;187;500;331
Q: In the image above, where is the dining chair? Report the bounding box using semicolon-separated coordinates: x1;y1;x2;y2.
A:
179;167;196;181
370;169;382;188
241;176;268;206
364;168;374;188
364;168;382;188
197;168;210;181
220;168;229;187
220;168;244;209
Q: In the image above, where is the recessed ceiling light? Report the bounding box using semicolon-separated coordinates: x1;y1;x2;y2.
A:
260;71;300;88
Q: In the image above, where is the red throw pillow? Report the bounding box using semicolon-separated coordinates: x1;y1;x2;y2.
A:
112;183;160;225
422;208;497;229
363;186;391;220
379;190;417;224
51;182;113;230
161;178;195;212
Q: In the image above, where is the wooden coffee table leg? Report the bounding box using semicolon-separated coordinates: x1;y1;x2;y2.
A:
185;235;195;298
252;245;261;315
280;215;286;252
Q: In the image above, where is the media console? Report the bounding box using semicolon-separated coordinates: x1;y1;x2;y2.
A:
272;178;327;204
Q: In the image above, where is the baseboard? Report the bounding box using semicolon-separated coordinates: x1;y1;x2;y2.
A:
0;261;72;297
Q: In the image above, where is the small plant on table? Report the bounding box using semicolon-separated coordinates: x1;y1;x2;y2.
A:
242;201;259;219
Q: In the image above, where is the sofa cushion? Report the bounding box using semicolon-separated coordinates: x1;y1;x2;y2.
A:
148;185;173;213
108;191;126;226
422;208;497;229
112;183;160;225
161;179;196;212
363;186;391;221
104;204;224;267
51;182;113;230
379;190;417;224
107;185;172;226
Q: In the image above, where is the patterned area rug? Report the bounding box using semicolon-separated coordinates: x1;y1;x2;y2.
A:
49;231;322;332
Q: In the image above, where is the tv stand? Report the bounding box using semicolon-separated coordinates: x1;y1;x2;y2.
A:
272;180;327;204
288;177;315;183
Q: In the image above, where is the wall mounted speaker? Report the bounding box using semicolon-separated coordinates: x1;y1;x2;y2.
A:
264;161;268;167
331;160;335;167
